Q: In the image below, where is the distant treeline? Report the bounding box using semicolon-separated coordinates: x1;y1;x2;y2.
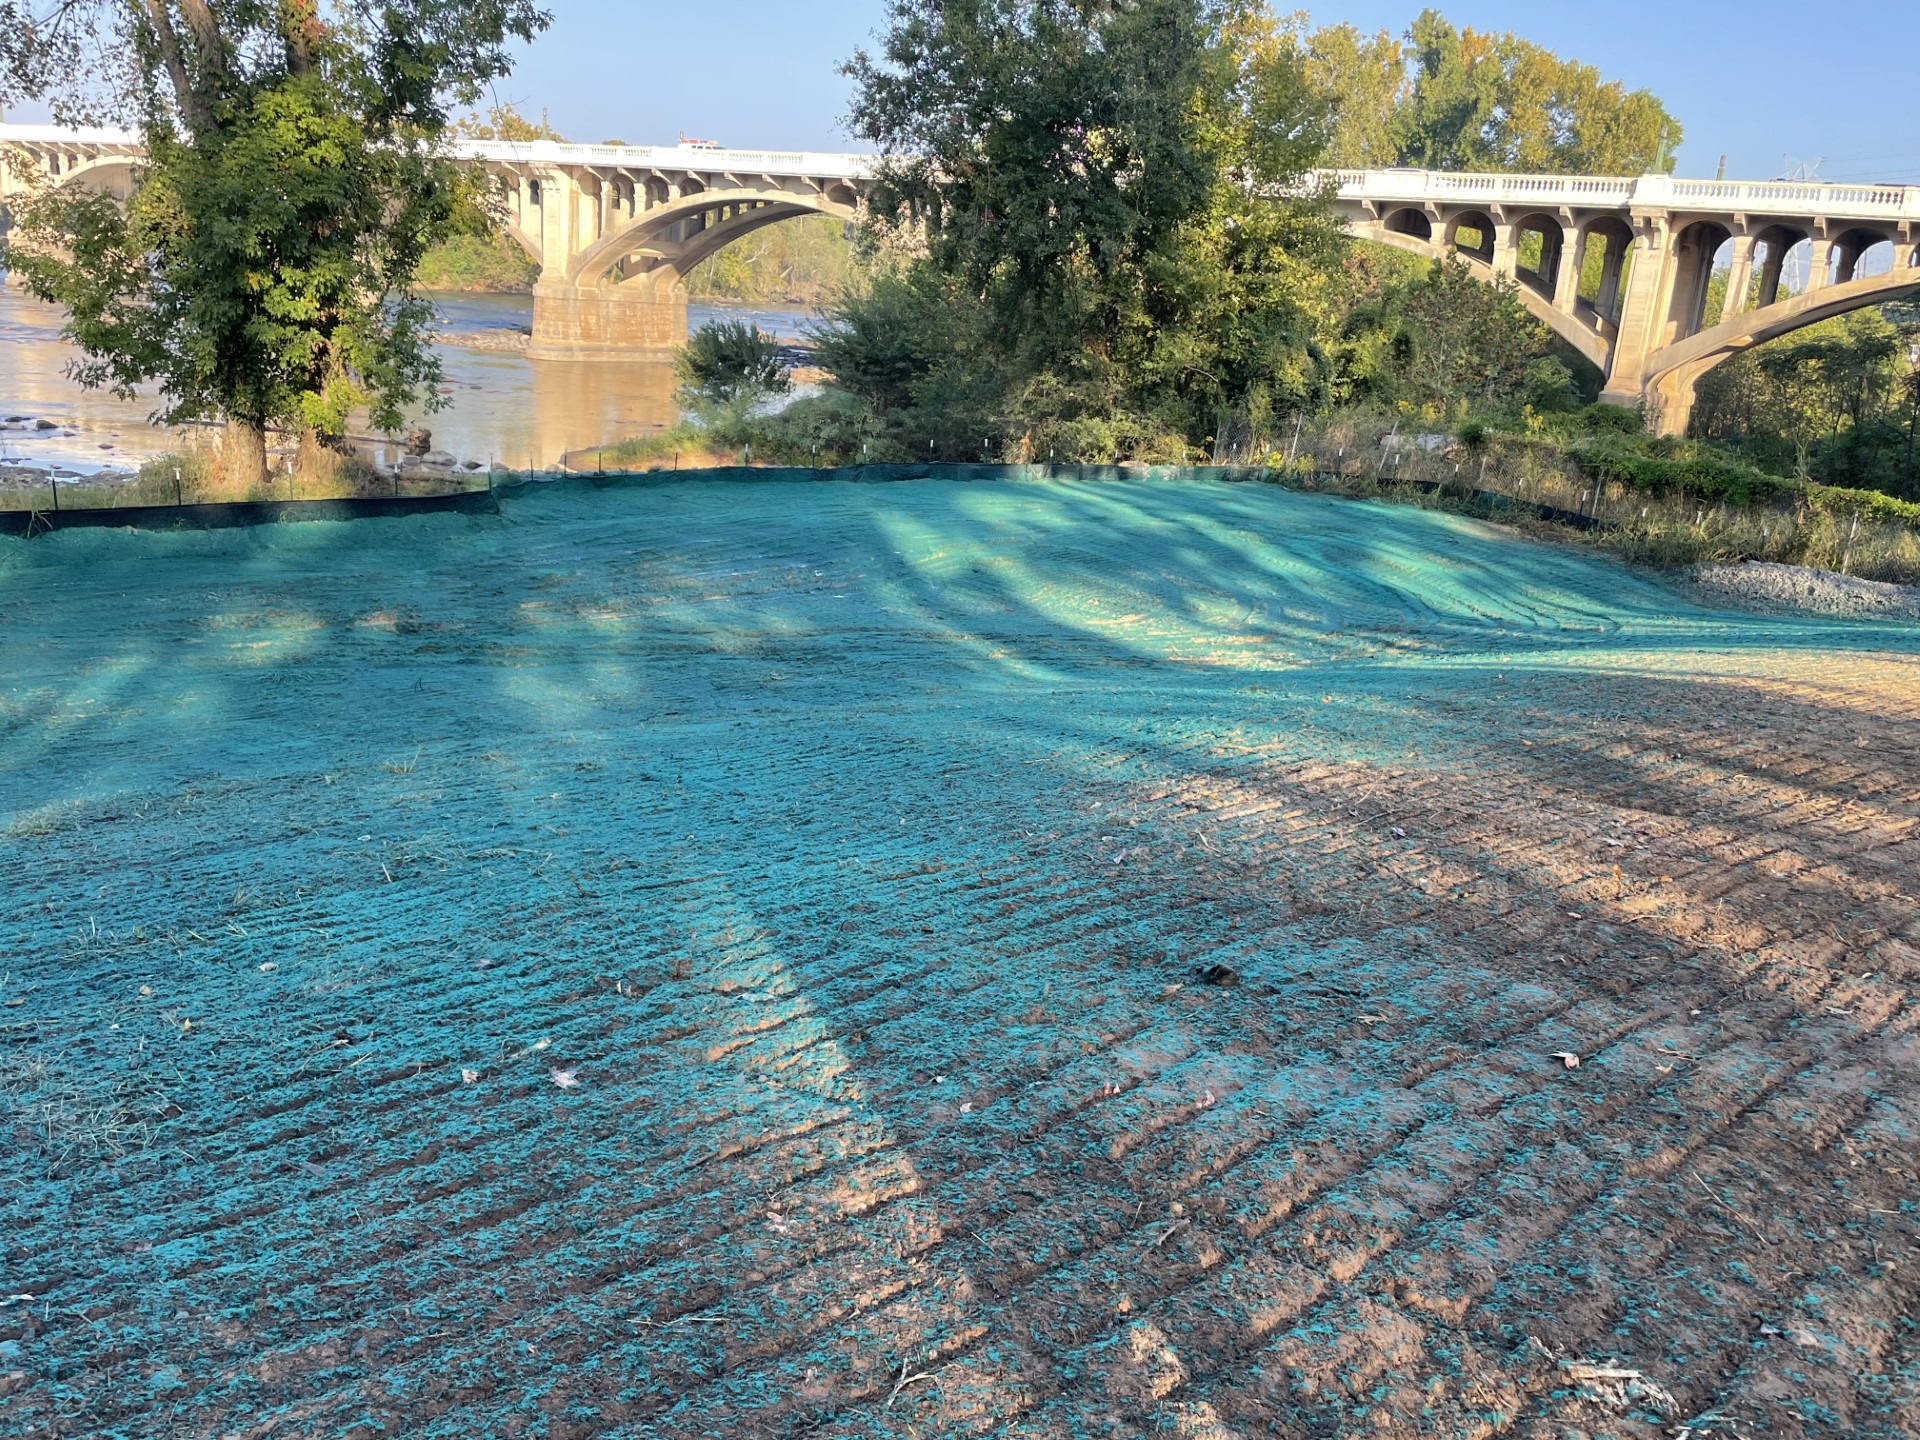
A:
416;220;855;306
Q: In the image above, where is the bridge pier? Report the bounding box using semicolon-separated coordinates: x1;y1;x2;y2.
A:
1597;222;1670;418
1721;235;1756;320
12;127;1920;433
528;275;689;361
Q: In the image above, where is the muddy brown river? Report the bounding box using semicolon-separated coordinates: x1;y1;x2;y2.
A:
0;284;812;475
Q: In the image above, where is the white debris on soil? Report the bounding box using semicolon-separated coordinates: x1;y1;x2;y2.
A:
1689;560;1920;622
1561;1360;1682;1418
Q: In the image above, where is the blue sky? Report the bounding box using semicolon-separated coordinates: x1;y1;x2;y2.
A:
11;3;1919;182
483;1;1919;182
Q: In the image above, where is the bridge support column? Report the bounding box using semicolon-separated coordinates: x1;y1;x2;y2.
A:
1595;236;1626;320
1804;237;1833;294
1757;242;1788;308
1598;221;1672;414
1644;369;1700;440
1490;220;1518;277
1552;228;1582;312
1720;234;1756;320
528;273;689;361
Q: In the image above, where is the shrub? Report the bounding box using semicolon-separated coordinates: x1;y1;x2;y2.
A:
1580;403;1645;436
676;321;790;404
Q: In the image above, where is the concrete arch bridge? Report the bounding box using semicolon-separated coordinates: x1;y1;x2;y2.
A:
5;124;1919;431
1333;170;1920;434
0;126;870;362
461;137;867;359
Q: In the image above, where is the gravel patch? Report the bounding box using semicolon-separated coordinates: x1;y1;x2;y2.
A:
1689;559;1920;621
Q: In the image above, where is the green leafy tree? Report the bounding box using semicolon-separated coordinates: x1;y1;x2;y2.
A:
1300;22;1409;169
1305;8;1682;176
458;102;564;141
839;0;1339;457
0;1;548;485
1390;258;1570;409
1397;9;1502;170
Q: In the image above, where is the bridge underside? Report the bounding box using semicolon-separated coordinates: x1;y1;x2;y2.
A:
499;173;860;361
1343;202;1920;436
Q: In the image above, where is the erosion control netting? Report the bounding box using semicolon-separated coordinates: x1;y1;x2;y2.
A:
1;475;1916;1439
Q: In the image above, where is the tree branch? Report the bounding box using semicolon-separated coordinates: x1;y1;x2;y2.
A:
141;0;210;133
173;0;229;104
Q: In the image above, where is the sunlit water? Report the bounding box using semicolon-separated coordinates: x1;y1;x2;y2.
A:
0;284;814;475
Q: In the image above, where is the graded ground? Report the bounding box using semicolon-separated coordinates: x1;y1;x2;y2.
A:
1;476;1916;1439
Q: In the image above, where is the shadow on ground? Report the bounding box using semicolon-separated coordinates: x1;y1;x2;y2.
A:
2;475;1916;1438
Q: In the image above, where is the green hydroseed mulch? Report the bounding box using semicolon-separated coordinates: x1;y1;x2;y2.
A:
1;474;1913;1438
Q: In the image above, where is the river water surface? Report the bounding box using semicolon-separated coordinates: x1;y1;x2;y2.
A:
0;285;814;475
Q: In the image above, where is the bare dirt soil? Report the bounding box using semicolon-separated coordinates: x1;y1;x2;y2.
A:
1;476;1916;1439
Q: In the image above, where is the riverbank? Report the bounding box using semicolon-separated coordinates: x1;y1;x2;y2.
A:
2;287;792;475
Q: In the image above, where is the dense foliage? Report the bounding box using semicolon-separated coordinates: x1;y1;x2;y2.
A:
0;1;548;483
685;216;860;308
415;231;543;292
1692;307;1920;499
676;320;791;404
1325;249;1584;417
772;3;1671;463
835;0;1342;460
1571;436;1920;526
1301;10;1681;174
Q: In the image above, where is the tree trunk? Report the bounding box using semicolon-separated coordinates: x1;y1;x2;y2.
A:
222;420;271;494
293;429;358;493
143;0;218;136
281;0;322;75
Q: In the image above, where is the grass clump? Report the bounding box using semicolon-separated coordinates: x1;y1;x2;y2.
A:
1275;409;1920;585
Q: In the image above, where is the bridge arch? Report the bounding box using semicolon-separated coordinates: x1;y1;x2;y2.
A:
1510;211;1570;303
563;187;858;291
1641;266;1920;435
1381;207;1432;241
1661;220;1733;346
1575;216;1635;322
525;183;861;360
67;158;136;194
1829;226;1894;286
1443;210;1496;265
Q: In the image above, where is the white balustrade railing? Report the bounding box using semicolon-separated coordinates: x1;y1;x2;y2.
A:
5;125;1916;222
1327;167;1920;222
450;139;874;180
